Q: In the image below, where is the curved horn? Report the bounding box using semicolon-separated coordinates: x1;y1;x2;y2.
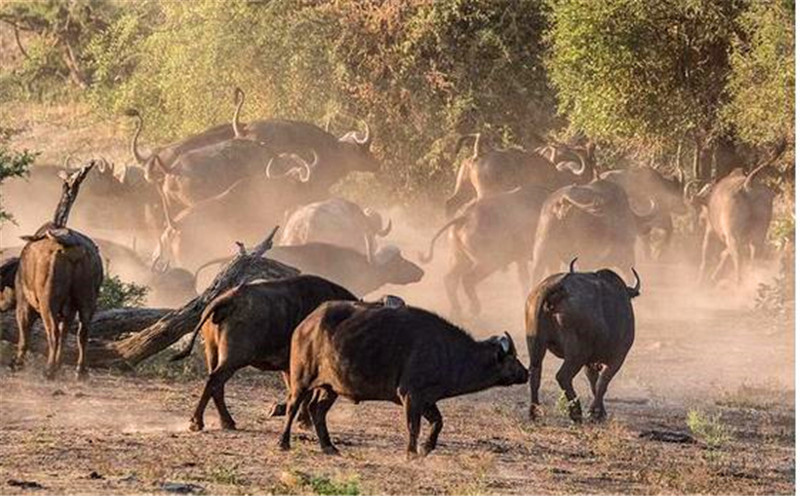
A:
364;233;375;265
569;257;578;273
232;87;245;139
570;149;587;176
324;115;332;133
629;267;641;297
502;331;516;355
125;108;149;165
355;119;371;146
743;138;787;192
96;157;108;173
265;156;277;179
376;217;392;237
630;198;657;217
62;154;77;169
683;178;703;201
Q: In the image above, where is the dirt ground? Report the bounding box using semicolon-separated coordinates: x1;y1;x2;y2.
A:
0;248;794;495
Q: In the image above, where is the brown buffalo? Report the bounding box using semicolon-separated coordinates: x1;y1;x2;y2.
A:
420;184;551;317
232;88;379;196
279;197;392;257
445;133;595;218
278;301;528;457
530;178;654;285
13;168;104;379
170;275;357;431
195;242;424;297
526;259;640;422
151;152;316;273
600;166;688;259
691;141;786;283
0;256;19;311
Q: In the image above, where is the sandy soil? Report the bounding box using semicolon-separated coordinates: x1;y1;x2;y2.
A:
0;249;793;495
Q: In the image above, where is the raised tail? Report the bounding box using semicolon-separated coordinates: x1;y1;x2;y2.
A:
417;216;465;264
170;286;240;361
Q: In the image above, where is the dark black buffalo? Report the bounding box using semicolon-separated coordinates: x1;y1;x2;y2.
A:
279;301;528;457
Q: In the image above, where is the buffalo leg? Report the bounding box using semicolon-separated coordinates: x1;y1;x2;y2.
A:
697;226;714;283
710;248;731;283
210;368;238;430
54;319;69;375
12;301;36;370
462;264;494;316
75;307;91;379
402;394;423;459
515;260;531;299
589;360;623;422
309;386;339;455
279;388;313;451
444;256;468;317
556;358;584;423
584;364;599;397
420;404;443;456
41;310;59;380
267;372;291;418
527;336;548;421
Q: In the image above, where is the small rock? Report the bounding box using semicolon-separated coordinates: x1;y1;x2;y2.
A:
160;482;205;494
118;474;138;483
639;429;695;444
51;390;65;397
74;392;86;398
7;479;44;489
88;471;103;480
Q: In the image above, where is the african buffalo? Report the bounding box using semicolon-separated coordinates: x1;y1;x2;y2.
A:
232;88;379;195
691;141;786;283
195;242;423;297
445;133;595;218
151;152;317;273
170;275;357;431
600;167;687;259
526;259;640;422
2;239;196;309
13;166;104;379
0;257;19;312
279;197;392;256
420;184;551;317
530;178;654;285
278;301;528;457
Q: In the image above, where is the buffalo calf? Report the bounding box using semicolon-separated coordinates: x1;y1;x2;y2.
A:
525;259;640;422
279;302;528;458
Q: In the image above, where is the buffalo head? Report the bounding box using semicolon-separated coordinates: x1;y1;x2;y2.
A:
371;245;424;286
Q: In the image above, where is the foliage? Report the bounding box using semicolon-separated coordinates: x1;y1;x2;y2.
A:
546;0;743;156
0;147;35;223
95;0;554;202
97;273;149;310
307;474;360;496
723;0;794;147
686;409;731;449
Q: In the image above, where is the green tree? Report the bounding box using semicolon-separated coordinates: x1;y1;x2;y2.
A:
724;0;794;148
0;147;35;223
546;0;745;177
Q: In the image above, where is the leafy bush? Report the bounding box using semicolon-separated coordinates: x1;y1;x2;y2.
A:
97;273;149;310
0;147;35;223
686;409;731;449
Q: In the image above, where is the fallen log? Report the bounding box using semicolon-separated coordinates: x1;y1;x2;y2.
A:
0;227;298;370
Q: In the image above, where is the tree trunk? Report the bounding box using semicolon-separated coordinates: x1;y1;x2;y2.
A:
692;136;702;180
1;228;299;369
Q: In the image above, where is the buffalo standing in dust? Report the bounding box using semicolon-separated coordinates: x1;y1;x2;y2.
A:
526;259;640;423
280;197;392;256
195;242;423;297
170;275;357;431
278;301;528;457
530;178;654;285
689;141;786;284
0;256;19;311
13;169;104;379
445;133;595;218
420;184;551;317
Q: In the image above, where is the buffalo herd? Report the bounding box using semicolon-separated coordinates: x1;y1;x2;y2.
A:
1;86;786;457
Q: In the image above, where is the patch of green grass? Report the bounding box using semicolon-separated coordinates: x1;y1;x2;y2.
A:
686;409;732;449
308;474;360;496
208;464;243;486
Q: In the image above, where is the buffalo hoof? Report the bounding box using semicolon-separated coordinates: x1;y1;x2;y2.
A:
220;420;237;431
9;359;24;372
189;420;204;432
588;409;607;423
279;440;291;451
568;401;583;424
529;404;543;421
419;443;436;457
75;369;89;381
267;403;287;418
321;445;340;456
